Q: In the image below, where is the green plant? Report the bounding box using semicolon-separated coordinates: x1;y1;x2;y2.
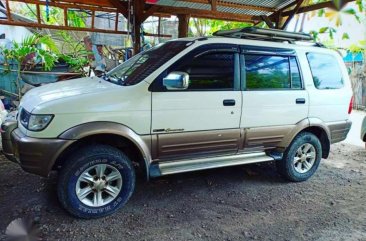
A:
188;19;253;37
0;35;58;99
57;31;90;76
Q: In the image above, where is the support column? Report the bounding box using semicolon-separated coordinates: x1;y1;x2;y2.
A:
133;0;144;54
133;21;142;54
178;14;190;38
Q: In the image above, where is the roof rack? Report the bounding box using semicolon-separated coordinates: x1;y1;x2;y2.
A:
213;27;318;45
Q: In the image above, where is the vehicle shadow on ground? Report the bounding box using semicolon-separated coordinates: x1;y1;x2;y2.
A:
40;162;285;220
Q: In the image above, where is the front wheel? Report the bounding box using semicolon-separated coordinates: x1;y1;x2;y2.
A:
277;132;322;182
57;145;135;219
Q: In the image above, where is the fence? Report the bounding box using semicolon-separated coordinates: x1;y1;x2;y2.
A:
350;62;366;110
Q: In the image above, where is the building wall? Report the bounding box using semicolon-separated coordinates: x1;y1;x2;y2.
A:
0;25;32;42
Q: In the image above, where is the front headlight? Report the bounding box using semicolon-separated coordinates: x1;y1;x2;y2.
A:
20;108;53;131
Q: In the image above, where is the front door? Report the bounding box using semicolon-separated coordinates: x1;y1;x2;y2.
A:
151;45;242;161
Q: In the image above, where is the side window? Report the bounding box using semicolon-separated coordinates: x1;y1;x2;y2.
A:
245;54;290;89
290;57;302;89
306;53;344;89
174;52;236;91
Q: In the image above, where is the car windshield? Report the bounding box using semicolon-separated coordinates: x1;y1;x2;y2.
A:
106;40;192;86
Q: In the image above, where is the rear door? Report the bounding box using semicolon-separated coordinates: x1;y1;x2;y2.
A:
150;44;242;160
240;47;309;151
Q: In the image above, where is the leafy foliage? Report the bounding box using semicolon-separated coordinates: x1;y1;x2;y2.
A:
57;31;90;76
189;19;252;37
0;35;58;98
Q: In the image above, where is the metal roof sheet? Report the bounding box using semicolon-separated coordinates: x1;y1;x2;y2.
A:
156;0;297;17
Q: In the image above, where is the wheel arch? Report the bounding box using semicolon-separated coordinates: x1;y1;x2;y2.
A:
279;118;331;159
300;126;330;159
55;122;152;180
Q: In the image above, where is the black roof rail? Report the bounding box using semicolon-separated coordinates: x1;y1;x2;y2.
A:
212;27;322;46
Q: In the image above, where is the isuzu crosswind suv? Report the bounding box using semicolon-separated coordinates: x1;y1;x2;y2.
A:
1;28;353;218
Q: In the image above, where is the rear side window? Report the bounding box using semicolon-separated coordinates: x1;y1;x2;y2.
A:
306;53;344;89
244;54;302;90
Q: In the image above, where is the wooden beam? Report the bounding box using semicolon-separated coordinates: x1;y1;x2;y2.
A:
269;0;299;24
142;4;161;22
156;5;256;22
114;12;119;31
281;0;304;30
36;3;41;24
133;0;145;54
211;0;217;11
281;0;355;16
5;0;11;21
108;0;128;19
51;0;114;8
260;15;274;28
0;19;172;37
275;11;282;29
91;10;95;29
178;14;190;38
64;8;68;26
10;0;117;13
177;0;275;12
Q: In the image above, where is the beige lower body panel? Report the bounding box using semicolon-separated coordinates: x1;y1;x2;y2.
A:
152;129;241;161
327;120;352;144
242;125;295;152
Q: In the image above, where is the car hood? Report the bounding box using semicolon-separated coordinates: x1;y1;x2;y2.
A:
20;77;117;112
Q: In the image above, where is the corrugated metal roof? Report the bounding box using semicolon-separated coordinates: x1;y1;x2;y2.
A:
156;0;297;17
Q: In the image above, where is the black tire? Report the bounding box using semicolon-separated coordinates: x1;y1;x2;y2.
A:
57;145;135;219
276;132;322;182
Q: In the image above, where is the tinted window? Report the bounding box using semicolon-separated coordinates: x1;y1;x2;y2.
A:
245;55;290;89
107;41;190;86
290;57;302;89
173;52;235;90
307;53;343;89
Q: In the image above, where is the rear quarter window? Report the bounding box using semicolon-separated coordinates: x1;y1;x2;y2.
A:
306;52;344;89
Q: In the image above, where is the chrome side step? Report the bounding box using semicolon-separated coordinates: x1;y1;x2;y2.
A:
150;152;274;177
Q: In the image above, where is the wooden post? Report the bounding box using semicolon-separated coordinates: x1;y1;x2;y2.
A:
5;0;12;21
64;8;68;27
133;21;141;54
178;14;189;38
36;4;41;24
132;0;144;54
114;12;119;31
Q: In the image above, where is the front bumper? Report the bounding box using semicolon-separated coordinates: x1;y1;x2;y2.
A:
1;125;73;177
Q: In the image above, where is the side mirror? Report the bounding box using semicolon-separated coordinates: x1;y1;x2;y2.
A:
163;71;189;90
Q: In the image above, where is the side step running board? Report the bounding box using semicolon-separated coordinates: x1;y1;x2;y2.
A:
149;152;275;178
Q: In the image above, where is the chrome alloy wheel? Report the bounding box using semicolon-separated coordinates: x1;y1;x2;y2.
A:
76;164;122;207
293;143;316;174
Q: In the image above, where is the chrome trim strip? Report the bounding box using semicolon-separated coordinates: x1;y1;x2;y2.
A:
158;152;274;176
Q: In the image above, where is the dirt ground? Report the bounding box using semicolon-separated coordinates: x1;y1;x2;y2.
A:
0;143;365;241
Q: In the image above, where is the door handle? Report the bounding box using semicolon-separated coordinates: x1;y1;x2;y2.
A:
296;98;306;104
223;99;236;106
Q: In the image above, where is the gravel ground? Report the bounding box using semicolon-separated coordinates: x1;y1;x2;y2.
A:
0;143;365;241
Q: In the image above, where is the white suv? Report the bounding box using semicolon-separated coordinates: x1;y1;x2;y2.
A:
1;28;353;218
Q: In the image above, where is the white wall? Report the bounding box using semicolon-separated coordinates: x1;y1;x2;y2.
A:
0;25;32;42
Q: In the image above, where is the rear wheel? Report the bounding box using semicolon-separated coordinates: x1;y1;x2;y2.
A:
57;145;135;218
277;132;322;182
